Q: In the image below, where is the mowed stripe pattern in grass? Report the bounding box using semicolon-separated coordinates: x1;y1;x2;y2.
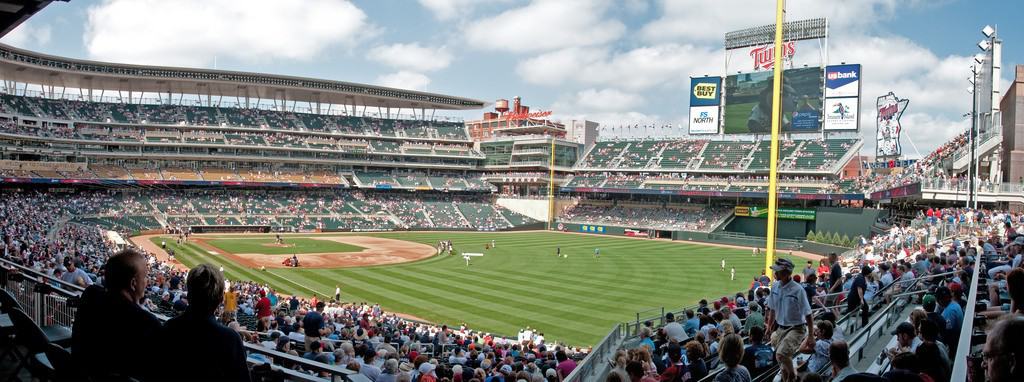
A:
155;232;788;346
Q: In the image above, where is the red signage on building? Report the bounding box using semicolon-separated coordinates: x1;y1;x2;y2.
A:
749;41;796;70
503;110;552;121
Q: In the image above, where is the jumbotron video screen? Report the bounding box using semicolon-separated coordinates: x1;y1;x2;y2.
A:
723;67;824;134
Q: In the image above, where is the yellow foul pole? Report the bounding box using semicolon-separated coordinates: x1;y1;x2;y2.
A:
547;138;556;230
765;0;785;278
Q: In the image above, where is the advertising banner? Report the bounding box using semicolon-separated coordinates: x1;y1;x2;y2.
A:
823;97;859;130
876;92;909;157
868;183;922;200
723;67;823;134
688;105;720;134
689;77;722;107
825;64;861;98
861;159;917;169
725;39;825;73
734;206;816;220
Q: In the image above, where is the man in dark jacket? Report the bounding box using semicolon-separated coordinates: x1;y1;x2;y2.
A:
159;263;250;381
72;249;162;380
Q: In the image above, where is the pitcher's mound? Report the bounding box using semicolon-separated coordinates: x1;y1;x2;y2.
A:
199;235;437;269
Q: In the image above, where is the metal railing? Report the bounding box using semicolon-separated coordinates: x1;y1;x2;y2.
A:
564;323;622;382
950;250;984;381
0;257;360;381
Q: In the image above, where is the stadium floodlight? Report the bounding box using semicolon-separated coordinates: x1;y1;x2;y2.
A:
978;40;991;51
966;86;973;94
974;54;985;64
724;17;826;49
982;25;995;38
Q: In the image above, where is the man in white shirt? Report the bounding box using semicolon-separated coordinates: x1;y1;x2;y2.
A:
766;258;814;382
662;312;688;343
60;259;93;287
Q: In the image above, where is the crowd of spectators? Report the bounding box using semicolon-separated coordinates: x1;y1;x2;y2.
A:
559;203;731;232
0;93;469;140
613;205;1024;382
0;189;585;381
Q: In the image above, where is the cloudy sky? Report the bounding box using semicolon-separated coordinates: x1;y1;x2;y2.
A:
2;0;1020;158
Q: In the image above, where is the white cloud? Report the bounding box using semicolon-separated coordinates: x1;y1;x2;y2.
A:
622;0;650;14
376;71;431;91
832;33;978;157
85;0;374;67
464;0;625;53
858;112;967;159
516;44;721;91
367;43;453;72
417;0;514;20
572;89;645;111
2;22;52;47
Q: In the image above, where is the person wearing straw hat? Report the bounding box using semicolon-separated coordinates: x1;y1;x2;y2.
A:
765;258;814;382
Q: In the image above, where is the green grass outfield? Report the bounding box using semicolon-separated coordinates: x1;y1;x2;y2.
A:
153;231;798;347
723;102;756;134
204;237;364;255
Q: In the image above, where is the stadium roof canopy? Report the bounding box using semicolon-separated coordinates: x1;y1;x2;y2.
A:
0;43;486;110
0;0;61;38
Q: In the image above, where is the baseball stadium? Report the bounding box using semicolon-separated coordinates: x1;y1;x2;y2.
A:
0;1;1023;382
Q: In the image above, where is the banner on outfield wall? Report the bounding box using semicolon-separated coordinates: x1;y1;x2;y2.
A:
823;97;859;130
734;206;816;220
579;224;606;233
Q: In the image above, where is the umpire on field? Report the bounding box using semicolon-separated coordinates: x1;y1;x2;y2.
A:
765;258;815;382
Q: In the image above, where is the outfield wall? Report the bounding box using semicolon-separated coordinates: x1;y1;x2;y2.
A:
496;197;575;221
724;207;882;241
555;222;804;250
813;207;883;238
726;217;809;239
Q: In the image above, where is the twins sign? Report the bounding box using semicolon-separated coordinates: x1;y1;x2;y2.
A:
876;92;909;157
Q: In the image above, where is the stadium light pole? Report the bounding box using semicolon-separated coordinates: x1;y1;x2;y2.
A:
547;137;556;230
968;63;978;209
969;26;995;210
764;0;786;279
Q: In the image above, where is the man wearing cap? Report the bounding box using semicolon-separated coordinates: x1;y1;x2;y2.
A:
935;285;963;354
61;258;93;287
743;302;765;335
886;322;922;358
988;236;1024;279
765;258;814;382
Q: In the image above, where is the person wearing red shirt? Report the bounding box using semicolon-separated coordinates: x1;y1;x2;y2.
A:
256;289;272;330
